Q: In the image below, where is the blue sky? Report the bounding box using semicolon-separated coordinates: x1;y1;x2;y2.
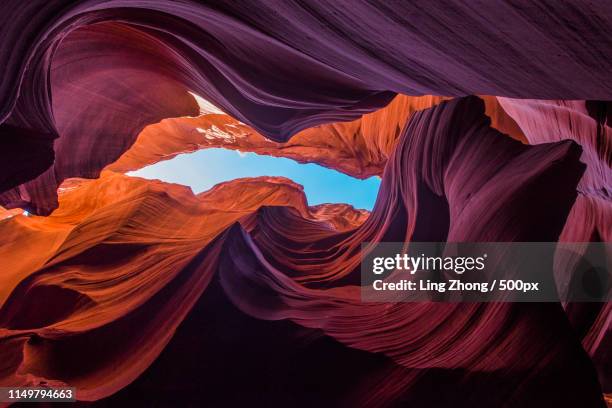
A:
128;148;380;210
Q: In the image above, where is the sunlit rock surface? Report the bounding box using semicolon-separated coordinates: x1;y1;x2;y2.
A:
0;1;610;406
0;97;607;406
2;1;612;211
109;95;524;179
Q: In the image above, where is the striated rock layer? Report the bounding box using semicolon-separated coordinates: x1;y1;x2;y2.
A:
0;97;607;407
0;0;610;405
109;94;524;180
2;1;612;213
107;95;444;179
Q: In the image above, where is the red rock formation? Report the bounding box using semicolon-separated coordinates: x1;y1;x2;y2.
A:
498;98;611;201
217;97;601;408
0;171;367;400
108;95;524;179
0;0;607;405
0;97;606;406
0;23;200;215
498;99;611;389
4;0;609;212
107;95;443;179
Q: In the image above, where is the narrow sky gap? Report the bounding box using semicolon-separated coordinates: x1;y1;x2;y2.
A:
128;148;381;210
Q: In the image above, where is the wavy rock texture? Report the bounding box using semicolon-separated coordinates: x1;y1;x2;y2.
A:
2;1;612;212
0;1;610;406
0;23;200;215
499;98;612;392
0;171;367;400
0;97;607;407
107;95;442;179
498;99;611;201
108;94;524;179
